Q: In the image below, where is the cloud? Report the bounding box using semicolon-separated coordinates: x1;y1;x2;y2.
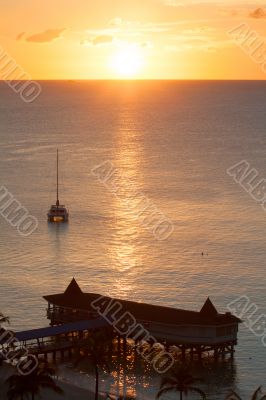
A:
79;19;212;50
249;8;266;19
26;29;65;43
165;36;231;53
108;18;141;28
181;26;214;34
16;32;25;41
92;35;113;45
109;17;123;27
81;35;114;46
218;8;240;17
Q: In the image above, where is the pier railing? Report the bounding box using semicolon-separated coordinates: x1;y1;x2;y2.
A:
47;308;98;324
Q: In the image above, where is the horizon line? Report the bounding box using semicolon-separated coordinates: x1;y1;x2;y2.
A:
1;78;266;82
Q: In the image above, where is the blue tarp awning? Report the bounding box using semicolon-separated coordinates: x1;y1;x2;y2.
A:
15;318;108;342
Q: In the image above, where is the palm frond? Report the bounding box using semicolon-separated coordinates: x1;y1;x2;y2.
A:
0;317;9;323
159;376;178;389
7;387;24;400
190;386;206;399
6;362;63;399
225;391;242;400
156;386;176;399
252;387;262;400
190;377;204;384
40;381;63;394
105;393;136;400
157;365;206;400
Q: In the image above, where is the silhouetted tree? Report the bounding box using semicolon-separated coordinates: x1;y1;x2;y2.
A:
157;365;206;400
0;312;10;366
76;331;112;400
0;312;9;325
225;386;266;400
106;393;136;400
6;361;63;400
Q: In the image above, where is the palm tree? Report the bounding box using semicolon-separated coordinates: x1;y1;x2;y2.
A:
157;365;206;400
0;311;9;324
6;361;63;400
0;312;10;366
75;331;112;400
225;387;266;400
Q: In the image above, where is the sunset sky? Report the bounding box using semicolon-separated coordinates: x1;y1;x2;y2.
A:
1;0;266;79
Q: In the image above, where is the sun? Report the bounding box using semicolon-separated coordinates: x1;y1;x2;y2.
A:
110;45;144;78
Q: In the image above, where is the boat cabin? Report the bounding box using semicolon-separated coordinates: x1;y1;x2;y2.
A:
47;204;69;222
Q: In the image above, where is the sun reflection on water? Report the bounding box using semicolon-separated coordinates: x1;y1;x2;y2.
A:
107;108;144;298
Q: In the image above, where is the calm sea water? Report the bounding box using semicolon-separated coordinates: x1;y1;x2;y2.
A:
1;81;266;398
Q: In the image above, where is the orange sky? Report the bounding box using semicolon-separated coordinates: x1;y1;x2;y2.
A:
0;0;266;79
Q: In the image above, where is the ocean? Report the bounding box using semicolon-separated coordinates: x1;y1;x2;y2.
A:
1;80;266;398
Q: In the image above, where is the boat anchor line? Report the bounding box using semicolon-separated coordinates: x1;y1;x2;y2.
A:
91;295;175;374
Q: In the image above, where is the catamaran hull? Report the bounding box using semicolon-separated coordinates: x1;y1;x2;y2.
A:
47;215;69;223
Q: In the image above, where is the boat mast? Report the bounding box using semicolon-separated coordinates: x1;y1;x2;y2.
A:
56;149;59;207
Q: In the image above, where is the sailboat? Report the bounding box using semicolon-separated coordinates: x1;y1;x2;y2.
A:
47;149;69;223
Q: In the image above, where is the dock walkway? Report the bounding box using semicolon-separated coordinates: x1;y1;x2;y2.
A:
12;317;108;359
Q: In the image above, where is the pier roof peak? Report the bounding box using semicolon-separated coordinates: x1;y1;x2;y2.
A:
200;297;218;316
64;278;83;296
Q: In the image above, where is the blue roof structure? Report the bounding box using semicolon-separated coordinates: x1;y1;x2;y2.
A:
15;318;108;342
